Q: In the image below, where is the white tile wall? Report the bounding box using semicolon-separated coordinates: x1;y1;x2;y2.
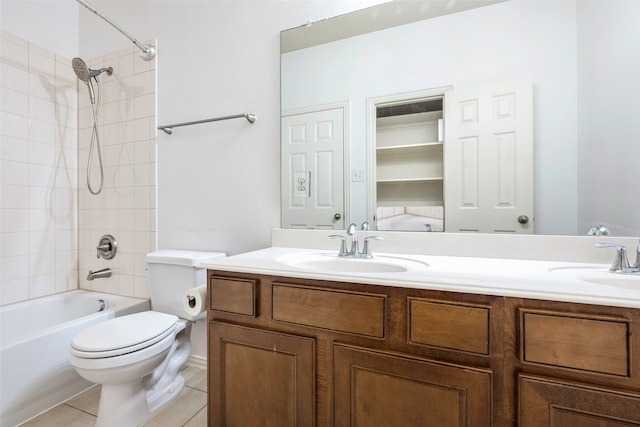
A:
77;43;157;300
0;31;157;306
1;31;78;305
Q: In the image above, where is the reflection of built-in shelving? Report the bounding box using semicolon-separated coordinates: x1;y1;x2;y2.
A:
375;106;444;207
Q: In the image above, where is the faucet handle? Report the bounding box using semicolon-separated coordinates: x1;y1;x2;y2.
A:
96;234;117;259
329;235;349;257
594;243;631;272
361;221;370;231
361;236;383;259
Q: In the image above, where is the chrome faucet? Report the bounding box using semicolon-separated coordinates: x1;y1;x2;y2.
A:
330;222;383;258
87;267;112;280
594;241;640;274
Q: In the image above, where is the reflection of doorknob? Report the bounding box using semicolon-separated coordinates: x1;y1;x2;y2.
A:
334;213;342;220
518;215;529;224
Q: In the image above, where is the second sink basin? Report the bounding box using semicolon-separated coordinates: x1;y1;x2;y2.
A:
276;252;429;274
581;275;640;289
548;266;640;289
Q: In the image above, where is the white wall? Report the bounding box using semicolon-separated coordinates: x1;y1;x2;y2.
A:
0;0;79;58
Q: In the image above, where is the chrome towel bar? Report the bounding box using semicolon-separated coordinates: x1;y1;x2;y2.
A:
157;113;257;135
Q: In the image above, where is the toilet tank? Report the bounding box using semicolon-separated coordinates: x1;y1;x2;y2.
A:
146;250;226;319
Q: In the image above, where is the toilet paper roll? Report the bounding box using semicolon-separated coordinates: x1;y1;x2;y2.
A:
183;285;207;318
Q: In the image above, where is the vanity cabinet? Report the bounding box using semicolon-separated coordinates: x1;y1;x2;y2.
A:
208;271;504;426
207;271;640;426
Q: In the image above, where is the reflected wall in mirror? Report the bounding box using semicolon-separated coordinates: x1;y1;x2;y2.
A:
281;0;640;236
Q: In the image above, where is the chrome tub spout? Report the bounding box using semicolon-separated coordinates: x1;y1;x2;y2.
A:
87;268;111;281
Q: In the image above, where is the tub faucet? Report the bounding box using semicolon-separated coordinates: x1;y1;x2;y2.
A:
87;268;112;281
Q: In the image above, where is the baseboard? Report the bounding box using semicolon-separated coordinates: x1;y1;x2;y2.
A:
186;355;207;369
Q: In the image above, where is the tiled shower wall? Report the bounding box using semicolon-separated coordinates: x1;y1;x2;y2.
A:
78;44;157;299
1;31;78;305
0;31;157;306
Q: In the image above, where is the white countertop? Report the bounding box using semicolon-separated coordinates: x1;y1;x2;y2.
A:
201;247;640;309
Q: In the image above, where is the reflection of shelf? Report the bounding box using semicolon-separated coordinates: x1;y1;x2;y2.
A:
376;144;443;181
377;141;443;151
377;177;443;183
377;180;443;205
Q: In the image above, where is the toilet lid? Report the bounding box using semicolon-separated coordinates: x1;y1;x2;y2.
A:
71;311;178;358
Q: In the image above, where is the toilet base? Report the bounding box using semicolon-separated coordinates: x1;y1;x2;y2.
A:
92;321;192;427
95;380;151;427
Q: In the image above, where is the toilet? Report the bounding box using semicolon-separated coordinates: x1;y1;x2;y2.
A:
69;250;225;427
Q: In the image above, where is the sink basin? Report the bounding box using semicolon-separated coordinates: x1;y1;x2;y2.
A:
548;266;605;273
580;275;640;290
549;265;640;289
276;252;429;274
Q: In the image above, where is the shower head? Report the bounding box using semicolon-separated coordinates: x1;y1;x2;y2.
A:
72;57;113;104
72;57;91;83
72;57;113;81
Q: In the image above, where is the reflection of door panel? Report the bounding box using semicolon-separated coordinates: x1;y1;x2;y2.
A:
444;81;534;233
281;107;345;229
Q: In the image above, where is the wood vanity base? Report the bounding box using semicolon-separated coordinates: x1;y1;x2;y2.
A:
207;271;640;426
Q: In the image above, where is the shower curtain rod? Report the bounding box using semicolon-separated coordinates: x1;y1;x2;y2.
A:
76;0;156;60
157;113;258;135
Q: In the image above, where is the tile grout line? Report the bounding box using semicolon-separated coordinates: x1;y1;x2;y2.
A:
62;403;97;419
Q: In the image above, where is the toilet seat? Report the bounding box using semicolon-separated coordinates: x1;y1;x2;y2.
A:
71;311;178;359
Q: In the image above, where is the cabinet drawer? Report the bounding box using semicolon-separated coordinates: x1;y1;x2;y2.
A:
209;276;256;316
520;309;630;376
272;283;386;338
409;298;490;355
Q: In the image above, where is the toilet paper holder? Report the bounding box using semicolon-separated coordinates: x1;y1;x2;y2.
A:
186;295;197;309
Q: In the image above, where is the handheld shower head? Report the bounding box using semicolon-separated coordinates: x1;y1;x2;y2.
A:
72;58;113;104
72;57;91;83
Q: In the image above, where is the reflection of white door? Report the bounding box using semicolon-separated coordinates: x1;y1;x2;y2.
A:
444;80;534;233
281;106;345;229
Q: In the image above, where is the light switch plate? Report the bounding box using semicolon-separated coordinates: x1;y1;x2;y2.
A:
351;169;365;182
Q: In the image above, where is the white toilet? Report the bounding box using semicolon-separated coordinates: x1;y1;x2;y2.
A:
69;250;225;427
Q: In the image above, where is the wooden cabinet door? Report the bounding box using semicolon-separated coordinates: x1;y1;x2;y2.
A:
519;374;640;426
334;344;493;427
209;322;315;427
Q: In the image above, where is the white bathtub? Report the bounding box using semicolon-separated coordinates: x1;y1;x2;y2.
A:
0;290;150;427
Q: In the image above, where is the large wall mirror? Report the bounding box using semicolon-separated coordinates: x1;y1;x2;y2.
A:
281;0;640;236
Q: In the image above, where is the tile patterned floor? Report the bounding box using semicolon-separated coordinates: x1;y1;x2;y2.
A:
20;365;207;427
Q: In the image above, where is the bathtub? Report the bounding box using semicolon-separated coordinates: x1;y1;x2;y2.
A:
0;290;150;427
